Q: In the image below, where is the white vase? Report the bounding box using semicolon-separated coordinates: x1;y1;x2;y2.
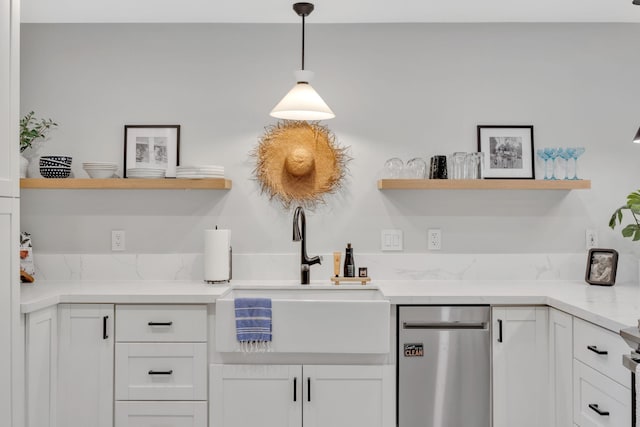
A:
19;155;28;178
26;155;42;178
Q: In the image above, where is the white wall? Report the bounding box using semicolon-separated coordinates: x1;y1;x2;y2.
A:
19;23;640;256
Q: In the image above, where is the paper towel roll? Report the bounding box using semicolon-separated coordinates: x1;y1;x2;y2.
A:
204;229;231;283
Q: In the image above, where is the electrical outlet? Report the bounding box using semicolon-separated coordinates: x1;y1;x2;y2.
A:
428;229;442;250
112;230;125;251
381;229;403;251
585;229;598;249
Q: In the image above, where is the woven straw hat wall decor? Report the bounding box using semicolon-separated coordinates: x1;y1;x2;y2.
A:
252;121;350;209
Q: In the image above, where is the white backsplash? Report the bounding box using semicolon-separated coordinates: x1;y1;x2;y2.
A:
32;252;639;284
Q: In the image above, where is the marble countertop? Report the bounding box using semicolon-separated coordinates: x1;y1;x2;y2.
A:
20;279;640;333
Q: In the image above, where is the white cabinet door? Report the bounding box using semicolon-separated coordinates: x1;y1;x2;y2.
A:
303;365;394;427
0;0;19;197
573;360;630;427
549;308;574;427
26;306;58;427
58;304;114;427
210;364;302;427
493;306;549;427
0;198;19;427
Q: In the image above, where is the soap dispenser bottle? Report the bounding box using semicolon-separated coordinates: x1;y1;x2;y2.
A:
344;243;355;277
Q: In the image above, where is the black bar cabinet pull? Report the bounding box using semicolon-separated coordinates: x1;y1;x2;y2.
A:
148;370;173;375
588;404;610;416
148;321;173;326
103;316;108;339
497;319;503;343
587;345;608;355
293;377;297;402
307;377;311;402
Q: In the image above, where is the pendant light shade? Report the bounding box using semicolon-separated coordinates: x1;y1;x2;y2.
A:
270;3;335;121
271;70;335;120
634;127;640;143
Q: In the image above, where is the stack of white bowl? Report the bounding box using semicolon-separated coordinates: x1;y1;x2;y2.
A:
83;162;118;178
176;165;225;179
126;167;166;179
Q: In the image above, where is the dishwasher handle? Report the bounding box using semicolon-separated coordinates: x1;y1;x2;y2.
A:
402;321;487;330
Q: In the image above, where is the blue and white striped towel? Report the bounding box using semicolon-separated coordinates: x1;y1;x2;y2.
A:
234;297;272;352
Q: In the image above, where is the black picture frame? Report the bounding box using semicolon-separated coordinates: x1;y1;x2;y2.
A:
124;125;180;178
585;248;618;286
477;125;535;179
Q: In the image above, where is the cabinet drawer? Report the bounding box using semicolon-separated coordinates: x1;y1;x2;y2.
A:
115;343;207;400
115;305;206;342
573;360;631;427
115;401;207;427
573;318;630;388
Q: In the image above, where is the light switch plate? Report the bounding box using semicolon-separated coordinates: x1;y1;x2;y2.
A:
381;229;403;251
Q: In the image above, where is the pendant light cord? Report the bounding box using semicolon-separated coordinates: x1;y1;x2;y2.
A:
301;14;306;70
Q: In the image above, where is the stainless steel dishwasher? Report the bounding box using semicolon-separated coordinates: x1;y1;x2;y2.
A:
398;305;491;427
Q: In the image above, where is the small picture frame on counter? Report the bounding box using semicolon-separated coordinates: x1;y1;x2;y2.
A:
477;125;534;179
124;125;180;178
585;248;618;286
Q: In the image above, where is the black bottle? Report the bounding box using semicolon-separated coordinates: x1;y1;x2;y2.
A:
344;243;355;277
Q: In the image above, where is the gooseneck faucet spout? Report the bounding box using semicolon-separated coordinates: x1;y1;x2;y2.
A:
293;206;321;284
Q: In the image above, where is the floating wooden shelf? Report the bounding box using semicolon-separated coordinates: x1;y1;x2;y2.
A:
377;179;591;190
330;276;372;286
20;178;232;190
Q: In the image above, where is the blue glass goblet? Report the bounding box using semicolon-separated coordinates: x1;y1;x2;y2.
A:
536;149;550;180
570;147;585;180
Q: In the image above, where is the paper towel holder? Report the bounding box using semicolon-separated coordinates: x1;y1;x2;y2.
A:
205;246;232;284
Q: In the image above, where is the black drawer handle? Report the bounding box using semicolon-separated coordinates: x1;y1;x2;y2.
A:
293;377;297;402
148;370;173;375
497;319;503;343
588;403;610;416
103;316;109;340
587;345;608;355
148;321;173;326
307;377;311;402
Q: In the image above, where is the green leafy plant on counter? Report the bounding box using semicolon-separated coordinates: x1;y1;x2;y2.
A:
609;189;640;241
20;111;58;153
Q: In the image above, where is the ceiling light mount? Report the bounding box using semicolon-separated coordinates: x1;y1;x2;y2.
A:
293;2;314;18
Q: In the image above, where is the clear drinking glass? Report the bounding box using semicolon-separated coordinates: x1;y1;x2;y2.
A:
383;158;404;178
450;152;467;179
465;152;483;179
405;158;427;179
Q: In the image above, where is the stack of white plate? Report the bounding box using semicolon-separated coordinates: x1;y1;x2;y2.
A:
176;165;225;179
83;162;118;179
126;168;166;179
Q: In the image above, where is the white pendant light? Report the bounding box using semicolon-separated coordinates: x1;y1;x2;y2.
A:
270;3;335;121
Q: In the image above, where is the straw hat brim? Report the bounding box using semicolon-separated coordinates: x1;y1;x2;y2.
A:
253;121;349;209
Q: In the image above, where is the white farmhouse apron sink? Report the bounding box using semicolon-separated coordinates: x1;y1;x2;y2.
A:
215;285;390;354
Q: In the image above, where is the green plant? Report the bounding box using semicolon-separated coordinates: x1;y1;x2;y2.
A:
609;189;640;240
20;111;58;153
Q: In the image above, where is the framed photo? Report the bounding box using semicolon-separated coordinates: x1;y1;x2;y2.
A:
585;248;618;286
477;125;534;179
124;125;180;178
